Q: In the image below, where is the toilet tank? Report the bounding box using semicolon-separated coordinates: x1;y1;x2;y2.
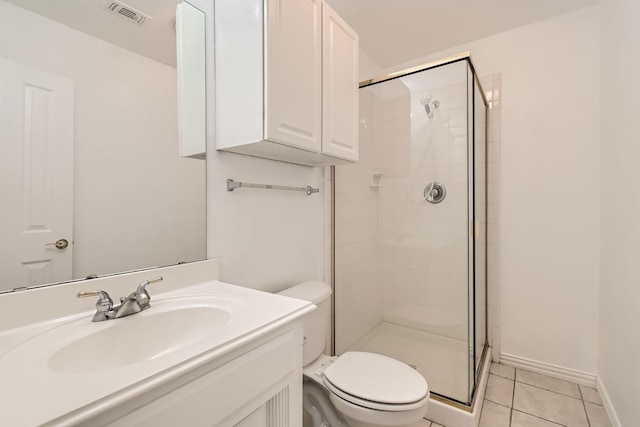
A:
278;281;332;366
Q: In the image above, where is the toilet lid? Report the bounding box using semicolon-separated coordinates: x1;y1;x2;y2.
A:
323;352;428;405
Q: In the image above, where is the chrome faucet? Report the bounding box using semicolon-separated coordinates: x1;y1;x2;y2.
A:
77;276;163;322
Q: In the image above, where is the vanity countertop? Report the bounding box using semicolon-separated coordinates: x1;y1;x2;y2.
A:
0;261;313;427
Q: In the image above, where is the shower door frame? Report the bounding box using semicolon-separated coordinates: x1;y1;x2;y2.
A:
331;51;489;409
468;56;490;410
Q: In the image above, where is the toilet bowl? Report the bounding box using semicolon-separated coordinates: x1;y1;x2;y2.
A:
278;281;429;427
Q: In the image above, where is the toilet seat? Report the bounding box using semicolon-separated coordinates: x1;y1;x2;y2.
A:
322;351;428;411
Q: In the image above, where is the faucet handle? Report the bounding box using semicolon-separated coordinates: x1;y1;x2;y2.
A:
77;290;114;322
133;276;163;311
78;290;100;298
77;289;112;301
136;276;163;292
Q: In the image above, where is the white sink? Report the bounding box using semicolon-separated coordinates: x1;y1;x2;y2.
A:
47;299;232;373
3;296;238;375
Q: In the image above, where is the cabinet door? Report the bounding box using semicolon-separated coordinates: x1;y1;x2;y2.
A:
322;3;359;161
265;0;322;152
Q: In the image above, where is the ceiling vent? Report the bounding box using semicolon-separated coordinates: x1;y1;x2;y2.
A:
105;1;152;25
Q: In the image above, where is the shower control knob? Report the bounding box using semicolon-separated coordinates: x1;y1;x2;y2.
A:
424;182;446;204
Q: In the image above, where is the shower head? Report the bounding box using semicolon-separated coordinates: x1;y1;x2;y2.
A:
419;94;432;106
419;94;439;119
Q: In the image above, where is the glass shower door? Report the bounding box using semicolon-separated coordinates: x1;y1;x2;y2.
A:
333;56;488;406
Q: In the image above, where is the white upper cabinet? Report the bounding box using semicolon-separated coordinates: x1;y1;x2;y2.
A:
322;2;359;161
265;0;322;152
214;0;359;166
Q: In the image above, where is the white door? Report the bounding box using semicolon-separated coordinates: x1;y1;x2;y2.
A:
322;3;359;161
0;57;74;291
265;0;322;152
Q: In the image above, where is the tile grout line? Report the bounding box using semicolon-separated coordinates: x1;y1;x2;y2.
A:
490;371;515;381
512;409;568;427
485;398;511;409
509;371;515;427
578;385;592;427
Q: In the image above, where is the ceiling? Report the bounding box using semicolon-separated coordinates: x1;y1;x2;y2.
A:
8;0;601;71
6;0;180;66
325;0;601;69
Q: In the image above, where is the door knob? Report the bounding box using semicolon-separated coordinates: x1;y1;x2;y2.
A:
46;239;69;249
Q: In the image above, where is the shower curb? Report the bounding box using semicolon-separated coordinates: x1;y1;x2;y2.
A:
427;348;491;427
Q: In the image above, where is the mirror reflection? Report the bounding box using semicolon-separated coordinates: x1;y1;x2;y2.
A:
0;0;206;293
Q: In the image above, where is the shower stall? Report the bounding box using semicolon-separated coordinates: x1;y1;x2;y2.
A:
333;53;488;407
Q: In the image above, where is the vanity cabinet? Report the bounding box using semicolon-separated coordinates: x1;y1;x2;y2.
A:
101;322;303;427
215;0;359;166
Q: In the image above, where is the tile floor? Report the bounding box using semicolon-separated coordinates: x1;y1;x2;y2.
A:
409;363;613;427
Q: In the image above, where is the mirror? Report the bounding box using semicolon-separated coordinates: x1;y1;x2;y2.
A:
0;0;207;293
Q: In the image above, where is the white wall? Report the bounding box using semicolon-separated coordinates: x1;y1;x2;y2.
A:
599;0;640;424
206;152;324;291
379;6;601;373
0;1;205;280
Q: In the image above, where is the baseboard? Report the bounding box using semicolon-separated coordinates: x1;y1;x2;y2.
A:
500;353;597;387
596;375;622;427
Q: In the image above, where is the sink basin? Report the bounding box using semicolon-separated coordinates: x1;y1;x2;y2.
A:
49;303;230;373
2;296;238;376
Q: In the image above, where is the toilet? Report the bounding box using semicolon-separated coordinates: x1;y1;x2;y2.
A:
278;281;429;427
